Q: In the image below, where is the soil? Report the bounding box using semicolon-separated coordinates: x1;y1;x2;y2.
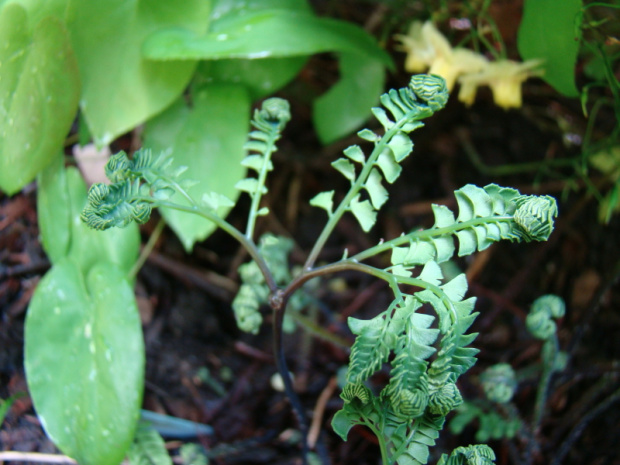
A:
1;2;620;465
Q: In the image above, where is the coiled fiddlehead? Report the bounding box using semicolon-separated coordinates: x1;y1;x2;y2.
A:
81;149;180;230
480;363;517;404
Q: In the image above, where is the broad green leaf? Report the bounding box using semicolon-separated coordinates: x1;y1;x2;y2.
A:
197;56;308;101
64;167;140;276
25;258;144;465
65;0;210;145
314;52;387;144
517;0;582;97
37;155;71;263
143;10;389;63
0;5;79;195
143;84;251;251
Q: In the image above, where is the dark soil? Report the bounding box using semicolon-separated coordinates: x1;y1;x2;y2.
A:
2;2;620;465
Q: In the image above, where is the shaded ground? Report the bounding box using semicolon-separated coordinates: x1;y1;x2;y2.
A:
2;2;620;464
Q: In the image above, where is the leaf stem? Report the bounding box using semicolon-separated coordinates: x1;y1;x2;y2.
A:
246;137;279;240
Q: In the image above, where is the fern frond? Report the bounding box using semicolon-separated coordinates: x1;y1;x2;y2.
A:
81;148;184;230
383;313;438;418
437;444;496;465
387;184;558;275
386;412;443;465
346;311;393;384
310;75;449;232
237;98;290;238
81;179;152;230
480;364;517;404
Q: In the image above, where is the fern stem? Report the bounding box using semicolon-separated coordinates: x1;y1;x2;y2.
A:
303;108;433;271
532;335;559;433
350;216;514;262
245;137;278;240
128;217;166;279
152;200;278;292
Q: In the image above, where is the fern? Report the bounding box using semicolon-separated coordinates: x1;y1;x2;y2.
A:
127;426;172;465
236;98;291;239
309;75;449;236
80;74;561;465
437;444;496;465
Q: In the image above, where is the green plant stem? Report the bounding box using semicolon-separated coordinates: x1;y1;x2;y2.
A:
246;138;279;240
351;216;514;262
532;335;559;433
286;260;458;325
151;200;278;292
128;217;166;279
302;107;433;271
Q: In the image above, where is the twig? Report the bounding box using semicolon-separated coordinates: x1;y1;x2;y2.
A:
0;451;77;464
550;385;620;465
307;376;338;449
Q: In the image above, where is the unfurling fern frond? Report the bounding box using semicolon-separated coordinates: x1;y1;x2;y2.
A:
311;75;450;232
232;234;294;334
479;364;517;404
81;148;183;230
437;444;496;465
237;98;291;238
388;184;558;276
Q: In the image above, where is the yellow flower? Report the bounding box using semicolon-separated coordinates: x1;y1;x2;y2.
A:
457;59;544;109
395;21;487;90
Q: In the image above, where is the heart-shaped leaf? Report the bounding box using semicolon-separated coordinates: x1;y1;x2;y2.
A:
0;4;79;195
25;258;145;465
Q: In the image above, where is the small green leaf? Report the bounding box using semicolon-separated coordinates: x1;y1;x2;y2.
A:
235;178;263;194
0;5;80;195
357;129;380;142
25;259;144;465
387;132;414;163
332;158;356;182
343;145;365;164
309;191;334;215
128;426;172;465
376;149;402;183
331;406;360;442
350;195;376;232
201;192;235;211
371;107;394;131
365;168;388;210
242;154;272;172
517;0;582;97
419;261;443;286
456;230;477;256
432;204;456;228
